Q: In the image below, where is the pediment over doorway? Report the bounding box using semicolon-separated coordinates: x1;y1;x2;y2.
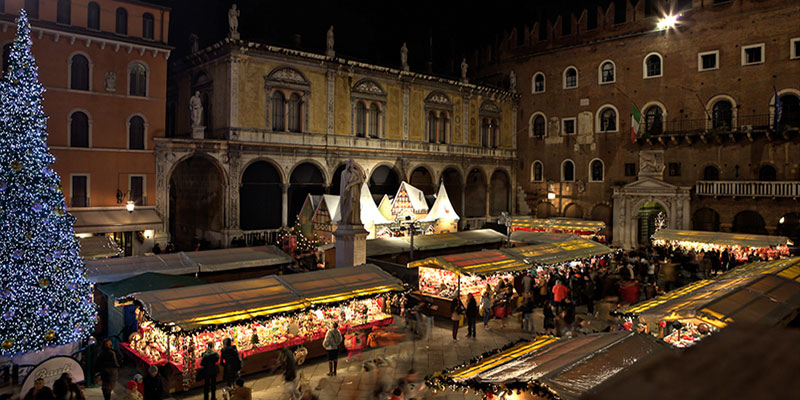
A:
614;177;690;195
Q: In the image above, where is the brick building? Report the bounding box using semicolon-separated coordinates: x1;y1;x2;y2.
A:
474;0;800;248
0;0;171;255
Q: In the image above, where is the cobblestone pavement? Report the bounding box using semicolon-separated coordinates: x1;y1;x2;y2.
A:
77;311;547;400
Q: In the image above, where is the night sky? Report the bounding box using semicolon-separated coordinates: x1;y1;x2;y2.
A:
152;0;601;78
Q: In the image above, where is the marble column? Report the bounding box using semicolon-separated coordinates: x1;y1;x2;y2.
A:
281;183;289;227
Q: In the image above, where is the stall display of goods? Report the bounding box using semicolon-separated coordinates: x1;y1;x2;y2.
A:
662;321;714;348
126;296;390;370
418;267;512;299
653;241;788;261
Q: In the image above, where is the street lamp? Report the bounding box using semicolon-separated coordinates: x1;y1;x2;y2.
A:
126;201;135;213
547;192;556;200
401;215;420;260
657;14;678;30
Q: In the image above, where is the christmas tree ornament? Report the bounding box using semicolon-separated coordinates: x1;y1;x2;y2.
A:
38;277;50;288
2;340;14;350
45;330;55;341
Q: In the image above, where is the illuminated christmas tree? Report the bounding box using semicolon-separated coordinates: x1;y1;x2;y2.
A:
0;10;96;355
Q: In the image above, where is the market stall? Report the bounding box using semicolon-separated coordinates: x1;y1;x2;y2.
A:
426;331;672;400
509;231;578;246
616;257;800;348
511;217;606;238
504;239;613;267
365;229;507;265
120;265;403;392
651;229;791;261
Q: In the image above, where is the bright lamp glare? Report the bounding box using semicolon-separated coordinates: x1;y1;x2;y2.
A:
657;15;678;30
547;192;556;200
779;217;785;224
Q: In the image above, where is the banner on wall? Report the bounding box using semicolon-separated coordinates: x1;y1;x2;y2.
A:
20;356;85;398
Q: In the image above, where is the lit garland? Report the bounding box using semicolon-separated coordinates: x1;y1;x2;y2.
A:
276;217;322;255
0;10;97;356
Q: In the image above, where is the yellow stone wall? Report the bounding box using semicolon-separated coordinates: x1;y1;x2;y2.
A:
501;102;513;148
409;87;425;141
385;82;402;140
334;75;351;135
306;71;328;133
238;60;272;130
453;96;463;144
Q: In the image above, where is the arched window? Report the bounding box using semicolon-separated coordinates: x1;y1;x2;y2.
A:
129;62;146;96
564;67;577;88
271;91;285;131
128;116;144;149
703;165;720;181
779;94;800;129
70;111;89;147
142;13;154;40
87;2;100;30
355;102;366;137
481;118;490;147
427;111;438;143
24;0;39;19
3;43;12;78
287;93;302;132
600;61;615;83
590;159;604;182
57;0;70;24
644;53;662;78
532;161;543;182
368;103;380;138
490;119;500;148
599;107;617;132
644;106;663;135
759;165;777;181
532;115;545;137
712;100;732;130
439;112;450;143
562;160;575;182
533;72;545;93
70;54;89;91
115;7;128;35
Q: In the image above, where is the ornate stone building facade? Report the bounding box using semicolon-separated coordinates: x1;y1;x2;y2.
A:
158;38;520;250
476;0;800;247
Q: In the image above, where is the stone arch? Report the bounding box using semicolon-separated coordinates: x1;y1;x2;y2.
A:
769;88;800;130
701;163;721;181
489;168;510;216
465;167;488;218
563;203;584;219
732;210;766;234
692;207;720;232
240;157;286;184
168;154;228;250
705;94;738;130
440;167;464;218
777;212;800;242
266;66;311;85
536;201;557;218
287;159;329;186
631;198;669;247
368;164;402;198
240;160;283;230
757;163;777;181
409;165;436;195
590;203;613;236
288;162;326;225
330;161;366;195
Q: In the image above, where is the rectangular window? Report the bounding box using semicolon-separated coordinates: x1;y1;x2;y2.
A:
587;7;597;31
668;162;681;177
698;50;719;71
129;175;144;205
624;163;636;177
71;175;88;207
791;38;800;60
562;118;576;135
741;43;764;65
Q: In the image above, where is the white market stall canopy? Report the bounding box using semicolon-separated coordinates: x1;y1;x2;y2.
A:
652;229;792;248
70;207;163;234
128;264;404;331
78;235;123;260
365;229;506;257
420;182;460;222
510;231;579;245
86;245;293;283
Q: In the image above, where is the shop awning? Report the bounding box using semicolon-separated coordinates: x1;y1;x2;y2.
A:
511;217;606;232
79;235;123;260
435;331;672;400
131;276;306;331
366;237;413;257
408;249;528;276
652;229;791;248
86;252;198;284
97;272;205;300
506;239;612;265
184;245;293;272
366;229;506;257
70;207;163;234
510;231;579;245
277;264;404;304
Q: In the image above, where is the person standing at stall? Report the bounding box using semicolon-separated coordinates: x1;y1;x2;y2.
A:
95;339;120;400
200;343;220;400
465;293;478;338
480;289;493;330
220;338;242;388
323;322;343;376
450;296;464;341
143;366;164;400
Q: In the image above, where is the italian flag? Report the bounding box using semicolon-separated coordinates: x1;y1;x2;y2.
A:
631;104;642;143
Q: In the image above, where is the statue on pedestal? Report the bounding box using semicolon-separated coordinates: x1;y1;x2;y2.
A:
460;58;468;82
190;91;203;128
228;4;240;39
400;42;409;72
326;26;335;57
509;70;517;92
339;160;362;226
189;33;199;54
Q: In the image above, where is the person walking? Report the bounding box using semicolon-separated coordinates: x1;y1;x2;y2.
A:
143;366;163;400
220;338;242;388
480;289;493;330
543;301;556;335
449;296;464;341
200;343;220;400
552;280;569;313
95;339;120;400
520;293;535;333
53;373;84;400
465;293;479;338
323;322;343;376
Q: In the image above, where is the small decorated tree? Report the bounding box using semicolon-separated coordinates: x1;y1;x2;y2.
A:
0;11;97;356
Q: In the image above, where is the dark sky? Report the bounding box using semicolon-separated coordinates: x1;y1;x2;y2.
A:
153;0;602;78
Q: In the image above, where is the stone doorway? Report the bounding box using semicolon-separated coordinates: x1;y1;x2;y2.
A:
637;201;666;245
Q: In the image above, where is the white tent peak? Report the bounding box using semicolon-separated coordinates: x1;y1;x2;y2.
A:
322;194;341;223
422;181;460;222
360;183;392;225
394;181;428;212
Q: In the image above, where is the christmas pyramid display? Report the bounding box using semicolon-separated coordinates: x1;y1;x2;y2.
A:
390;181;429;221
0;10;97;356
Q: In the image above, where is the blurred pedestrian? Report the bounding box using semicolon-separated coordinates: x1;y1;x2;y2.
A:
24;378;54;400
323;322;343;376
95;339;120;400
220;338;242;387
200;342;220;400
480;289;493;330
123;381;142;400
143;366;163;400
53;373;84;400
465;293;478;338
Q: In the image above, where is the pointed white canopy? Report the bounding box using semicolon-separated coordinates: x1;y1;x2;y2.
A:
394;181;429;212
361;183;393;225
421;181;460;222
322;194;341;223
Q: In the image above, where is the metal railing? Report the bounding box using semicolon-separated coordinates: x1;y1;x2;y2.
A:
696;180;800;197
646;114;773;136
241;229;281;246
